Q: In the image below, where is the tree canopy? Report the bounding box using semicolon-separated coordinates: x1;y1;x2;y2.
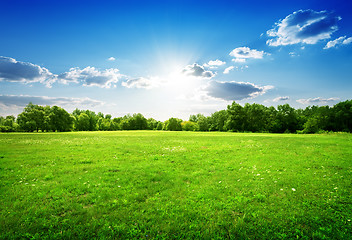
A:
1;100;352;133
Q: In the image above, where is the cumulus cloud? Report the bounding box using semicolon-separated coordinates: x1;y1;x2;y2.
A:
223;66;235;74
0;94;104;108
107;57;116;61
0;56;55;87
58;67;122;88
204;59;226;68
122;77;159;89
273;96;290;102
296;97;339;104
182;63;215;78
267;9;341;46
229;47;266;62
324;36;352;49
204;81;273;101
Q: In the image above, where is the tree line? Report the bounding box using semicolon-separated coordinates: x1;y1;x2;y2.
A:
0;100;351;133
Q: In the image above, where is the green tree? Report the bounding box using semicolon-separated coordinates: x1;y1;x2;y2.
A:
225;102;246;132
181;121;198;131
277;104;298;133
130;113;148;130
0;115;18;132
147;118;159;130
209;110;228;131
332;100;352;132
156;122;163;130
48;106;74;132
17;103;45;132
164;118;182;131
76;113;90;131
243;103;269;132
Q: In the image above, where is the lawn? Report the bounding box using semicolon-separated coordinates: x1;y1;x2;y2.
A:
0;131;351;239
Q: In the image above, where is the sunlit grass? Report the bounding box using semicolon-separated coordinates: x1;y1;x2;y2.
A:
1;131;351;239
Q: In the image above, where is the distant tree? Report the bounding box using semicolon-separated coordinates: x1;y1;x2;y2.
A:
85;110;98;131
147;118;158;130
303;116;320;133
165;118;182;131
118;120;127;130
189;114;198;122
130;113;148;130
112;117;122;130
48;106;74;132
277;104;298;133
332;100;352;132
98;117;112;131
243;103;268;132
209;110;228;131
225;101;246;132
0;115;18;132
75;113;90;131
156;122;163;130
181;121;198;131
266;106;282;133
17;103;45;132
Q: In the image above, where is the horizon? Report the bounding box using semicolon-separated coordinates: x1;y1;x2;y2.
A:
1;0;352;121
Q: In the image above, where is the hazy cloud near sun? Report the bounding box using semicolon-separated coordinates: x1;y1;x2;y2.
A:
204;81;273;101
267;9;341;46
58;67;122;88
122;77;159;89
0;94;104;108
296;97;339;105
0;56;55;87
182;63;215;78
229;47;266;63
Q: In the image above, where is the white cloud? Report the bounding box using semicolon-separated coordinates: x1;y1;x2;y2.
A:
229;47;266;62
232;58;246;63
296;97;339;105
267;9;341;46
204;59;226;68
58;67;122;88
122;77;159;89
0;56;55;87
273;96;290;102
182;63;215;78
223;66;235;74
289;51;301;57
107;57;116;61
204;81;273;101
324;36;352;49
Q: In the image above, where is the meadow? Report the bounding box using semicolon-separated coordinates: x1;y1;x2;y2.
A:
0;131;351;239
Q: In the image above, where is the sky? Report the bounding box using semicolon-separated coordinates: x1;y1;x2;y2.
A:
0;0;351;120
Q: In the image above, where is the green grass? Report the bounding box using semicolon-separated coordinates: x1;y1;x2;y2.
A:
1;131;352;239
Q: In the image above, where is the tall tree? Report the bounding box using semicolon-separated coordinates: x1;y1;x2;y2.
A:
164;118;182;131
225;101;246;132
17;103;45;132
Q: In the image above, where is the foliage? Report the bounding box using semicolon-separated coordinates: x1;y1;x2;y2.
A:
181;121;198;131
164;118;182;131
2;100;352;133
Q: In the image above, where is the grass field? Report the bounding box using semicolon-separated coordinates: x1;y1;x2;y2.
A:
1;131;352;239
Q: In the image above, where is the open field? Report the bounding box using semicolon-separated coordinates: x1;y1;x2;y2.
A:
1;131;352;239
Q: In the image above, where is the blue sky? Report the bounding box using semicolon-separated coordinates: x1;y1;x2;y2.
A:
1;0;351;120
